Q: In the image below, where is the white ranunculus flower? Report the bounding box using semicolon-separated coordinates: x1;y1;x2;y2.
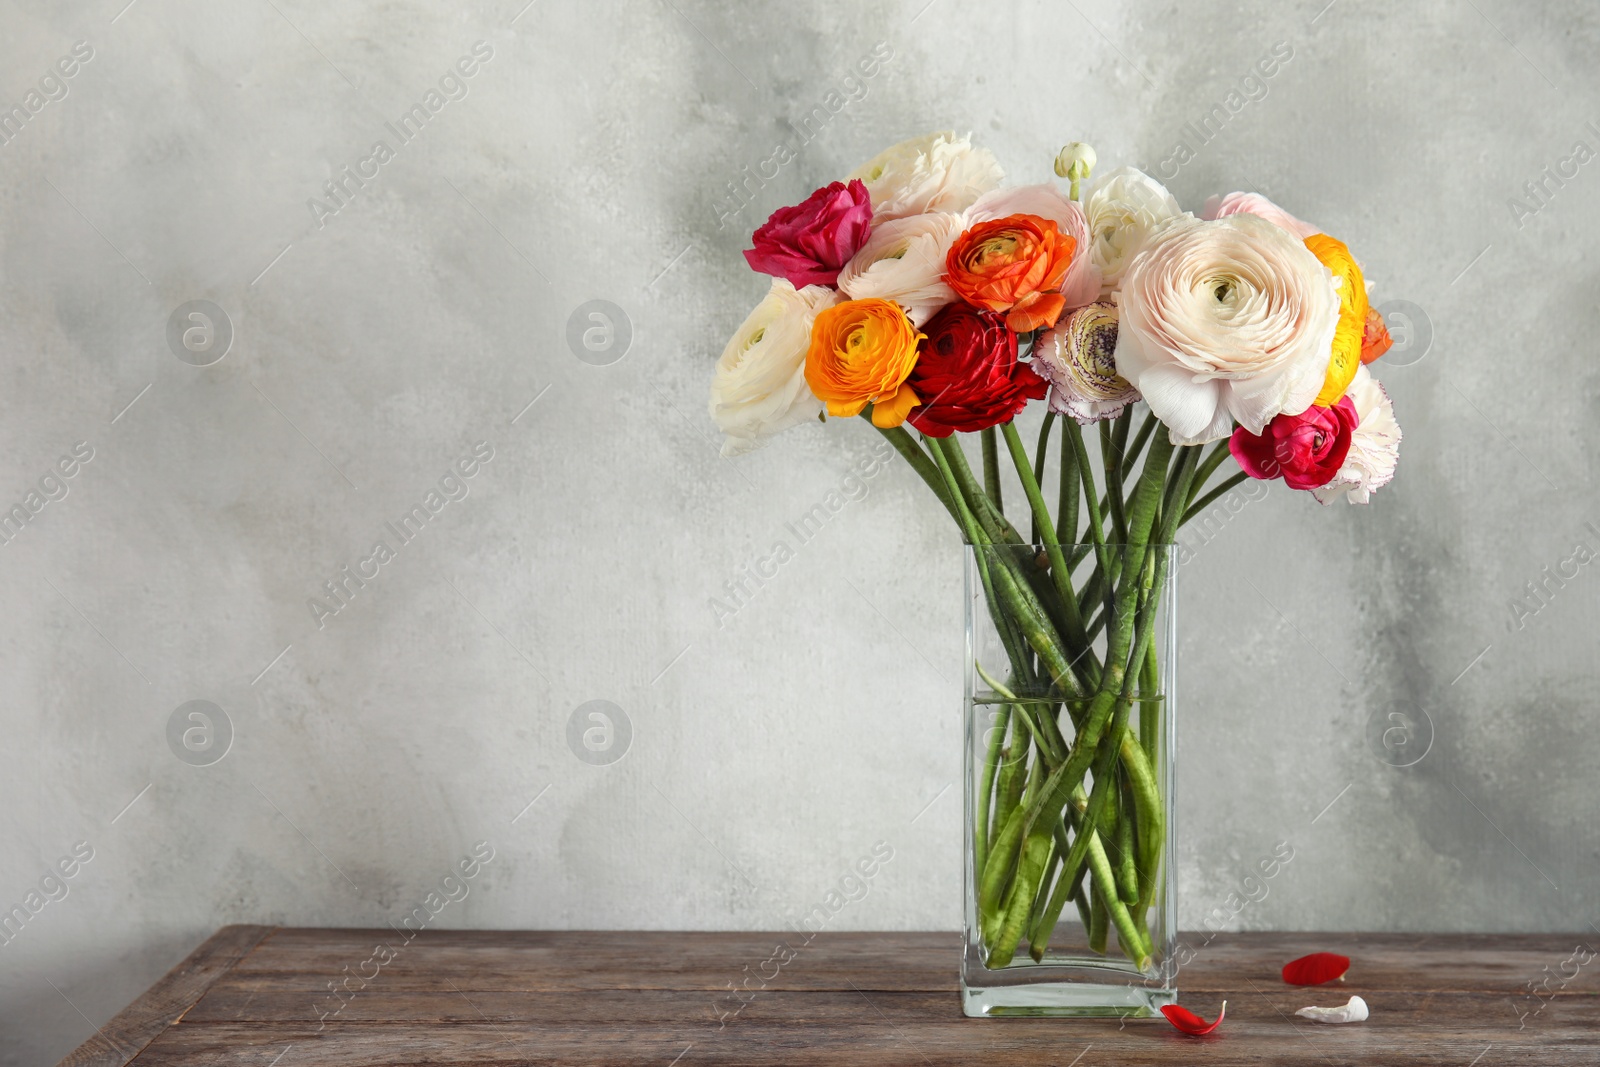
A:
709;279;839;457
965;183;1102;311
1084;166;1182;291
837;212;963;326
848;131;1004;222
1311;366;1401;504
1114;212;1340;445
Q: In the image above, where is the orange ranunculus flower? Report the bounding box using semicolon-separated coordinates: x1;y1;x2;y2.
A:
804;298;925;428
1305;233;1369;406
945;214;1075;333
1359;305;1393;364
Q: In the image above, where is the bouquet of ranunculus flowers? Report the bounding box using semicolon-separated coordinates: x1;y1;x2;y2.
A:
709;133;1400;976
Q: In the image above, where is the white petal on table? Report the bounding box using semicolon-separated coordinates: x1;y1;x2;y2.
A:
1295;995;1369;1023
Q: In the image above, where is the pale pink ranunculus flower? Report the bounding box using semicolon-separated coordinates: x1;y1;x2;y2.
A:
964;183;1102;312
837;212;964;327
1113;213;1340;445
1311;366;1401;504
1201;191;1321;239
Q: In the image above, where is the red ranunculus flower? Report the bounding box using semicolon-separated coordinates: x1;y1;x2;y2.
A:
1229;397;1358;490
906;303;1047;438
743;180;873;288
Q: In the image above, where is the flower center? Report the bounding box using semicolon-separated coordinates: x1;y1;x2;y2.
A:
977;235;1020;262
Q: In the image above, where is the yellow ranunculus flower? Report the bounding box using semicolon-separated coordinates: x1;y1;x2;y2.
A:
804;298;924;428
1305;233;1368;407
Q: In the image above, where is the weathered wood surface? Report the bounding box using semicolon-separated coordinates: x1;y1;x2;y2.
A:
55;924;277;1067
61;928;1600;1065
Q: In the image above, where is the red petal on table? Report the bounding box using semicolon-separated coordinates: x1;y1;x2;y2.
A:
1282;952;1351;986
1160;1001;1225;1035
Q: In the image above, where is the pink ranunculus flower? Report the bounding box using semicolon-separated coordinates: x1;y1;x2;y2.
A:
1201;191;1321;239
743;180;873;288
964;184;1102;313
1229;397;1358;491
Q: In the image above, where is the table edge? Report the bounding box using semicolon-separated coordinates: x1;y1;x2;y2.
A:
54;923;279;1067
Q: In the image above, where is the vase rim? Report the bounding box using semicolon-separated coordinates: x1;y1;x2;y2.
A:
966;541;1179;549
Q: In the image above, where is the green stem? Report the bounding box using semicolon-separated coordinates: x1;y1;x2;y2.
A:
992;738;1026;846
1019;434;1174;850
1064;421;1111;590
1138;643;1159;760
1044;699;1129;913
1101;419;1130;545
1088;876;1109;954
868;418;956;520
1183;470;1250;525
1191;438;1233;492
1027;840;1060;943
1001;421;1091;659
931;442;1064;941
975;705;1009;878
1087;835;1150;967
1027;787;1089;960
1030;413;1056;544
1057;420;1079;549
1115;775;1140;904
949;438;1083;668
980;803;1027;926
942;435;1025;546
989;824;1053;967
980;427;1003;512
935;437;1086;701
1119;408;1157;479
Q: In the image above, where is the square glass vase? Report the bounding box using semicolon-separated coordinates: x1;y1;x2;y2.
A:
961;542;1178;1018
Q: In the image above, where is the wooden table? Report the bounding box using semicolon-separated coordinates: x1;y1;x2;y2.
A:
58;927;1600;1065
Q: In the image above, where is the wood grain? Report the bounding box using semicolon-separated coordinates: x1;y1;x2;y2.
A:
58;929;1600;1066
54;924;276;1067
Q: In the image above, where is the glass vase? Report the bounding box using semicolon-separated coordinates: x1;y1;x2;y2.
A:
962;542;1178;1017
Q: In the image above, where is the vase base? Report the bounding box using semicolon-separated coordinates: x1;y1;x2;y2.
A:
960;977;1177;1018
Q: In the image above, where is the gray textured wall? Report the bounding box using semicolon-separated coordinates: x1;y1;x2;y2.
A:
2;0;1597;1060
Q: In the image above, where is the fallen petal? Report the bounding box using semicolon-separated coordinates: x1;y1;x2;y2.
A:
1160;1000;1226;1035
1296;995;1369;1024
1282;951;1350;985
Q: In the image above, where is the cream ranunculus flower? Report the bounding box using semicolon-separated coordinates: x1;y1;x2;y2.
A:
964;183;1102;312
709;279;840;456
1084;166;1182;291
848;131;1004;222
1114;212;1340;445
837;212;963;326
1311;366;1401;504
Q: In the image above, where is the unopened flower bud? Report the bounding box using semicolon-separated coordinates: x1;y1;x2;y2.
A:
1054;142;1097;182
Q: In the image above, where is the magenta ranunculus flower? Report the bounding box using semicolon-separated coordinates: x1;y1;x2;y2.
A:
743;180;873;288
1229;397;1358;491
